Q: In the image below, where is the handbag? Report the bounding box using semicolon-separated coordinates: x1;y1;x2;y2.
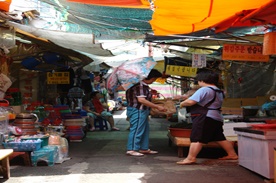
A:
150;98;176;117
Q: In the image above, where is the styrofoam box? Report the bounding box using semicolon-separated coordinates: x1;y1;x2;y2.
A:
235;131;276;179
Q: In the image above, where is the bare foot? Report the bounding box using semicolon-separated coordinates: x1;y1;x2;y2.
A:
111;127;120;131
218;155;238;160
176;158;196;165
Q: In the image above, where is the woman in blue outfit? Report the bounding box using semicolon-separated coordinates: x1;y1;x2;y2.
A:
177;68;238;165
126;69;167;156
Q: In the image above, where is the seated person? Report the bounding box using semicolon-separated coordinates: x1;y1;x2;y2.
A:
83;91;120;131
83;103;97;132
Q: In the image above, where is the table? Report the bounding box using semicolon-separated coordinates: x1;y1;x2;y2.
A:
0;149;13;179
168;132;237;157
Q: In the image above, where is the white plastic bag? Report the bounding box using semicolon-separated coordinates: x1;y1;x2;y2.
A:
177;107;192;123
178;108;187;123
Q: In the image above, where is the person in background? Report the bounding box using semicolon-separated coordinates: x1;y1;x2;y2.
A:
90;91;120;131
82;101;97;132
177;68;238;165
67;85;85;110
99;81;108;103
126;69;167;156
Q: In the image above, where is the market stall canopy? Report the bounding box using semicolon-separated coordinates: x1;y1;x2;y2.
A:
211;0;276;33
144;26;267;58
150;0;276;35
10;28;94;65
0;0;157;68
2;0;276;72
3;0;276;39
67;0;150;8
38;0;152;39
153;34;264;48
8;22;113;57
0;0;11;12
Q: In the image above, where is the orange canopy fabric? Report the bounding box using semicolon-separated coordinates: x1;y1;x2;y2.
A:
150;0;273;35
212;0;276;32
0;0;12;12
67;0;150;9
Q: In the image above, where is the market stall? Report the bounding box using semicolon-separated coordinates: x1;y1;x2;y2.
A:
0;101;75;166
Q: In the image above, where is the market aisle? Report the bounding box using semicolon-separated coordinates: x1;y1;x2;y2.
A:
5;110;267;183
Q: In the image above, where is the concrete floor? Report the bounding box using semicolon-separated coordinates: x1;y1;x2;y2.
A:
3;110;271;183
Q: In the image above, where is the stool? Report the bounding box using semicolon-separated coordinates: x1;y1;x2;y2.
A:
31;146;58;166
94;117;108;131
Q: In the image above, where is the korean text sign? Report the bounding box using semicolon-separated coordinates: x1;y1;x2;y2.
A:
222;44;269;62
47;72;70;84
166;65;197;77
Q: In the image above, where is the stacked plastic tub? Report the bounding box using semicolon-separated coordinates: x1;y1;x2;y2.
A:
62;114;85;142
13;113;38;135
53;105;70;118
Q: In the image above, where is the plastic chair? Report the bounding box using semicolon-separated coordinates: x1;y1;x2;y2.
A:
94;116;108;131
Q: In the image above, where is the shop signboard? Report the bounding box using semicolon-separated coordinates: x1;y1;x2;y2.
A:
192;54;206;68
47;72;70;84
222;44;269;62
165;65;197;77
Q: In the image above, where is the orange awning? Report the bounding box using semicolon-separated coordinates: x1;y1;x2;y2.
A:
211;0;276;32
150;0;274;35
67;0;150;9
0;0;12;12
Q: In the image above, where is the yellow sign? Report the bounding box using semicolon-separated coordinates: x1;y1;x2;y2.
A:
165;65;197;77
222;44;269;62
47;72;70;84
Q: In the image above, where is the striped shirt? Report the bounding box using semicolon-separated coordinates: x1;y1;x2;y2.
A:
126;82;152;110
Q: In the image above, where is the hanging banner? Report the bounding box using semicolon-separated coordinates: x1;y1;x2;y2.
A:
192;54;206;68
222;44;269;62
165;65;197;77
47;72;70;84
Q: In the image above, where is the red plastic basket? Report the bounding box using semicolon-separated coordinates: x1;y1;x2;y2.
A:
265;119;276;124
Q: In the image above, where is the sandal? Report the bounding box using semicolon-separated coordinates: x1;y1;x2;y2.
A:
126;151;144;157
139;149;158;154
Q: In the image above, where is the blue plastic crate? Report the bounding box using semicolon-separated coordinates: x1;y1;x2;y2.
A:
3;140;42;151
21;136;49;147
